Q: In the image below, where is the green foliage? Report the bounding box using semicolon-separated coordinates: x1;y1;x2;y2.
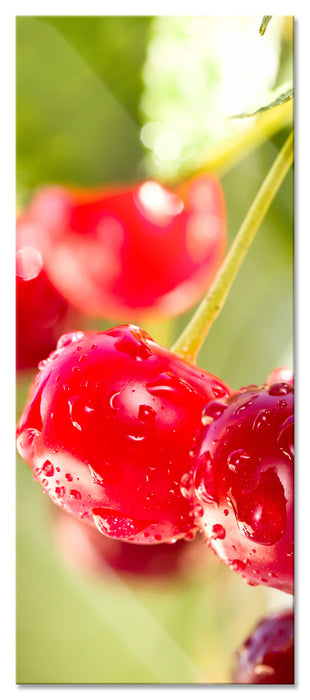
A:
16;16;151;194
259;16;272;36
230;85;294;118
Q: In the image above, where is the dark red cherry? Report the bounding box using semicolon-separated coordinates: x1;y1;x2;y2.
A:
232;609;294;684
189;383;294;593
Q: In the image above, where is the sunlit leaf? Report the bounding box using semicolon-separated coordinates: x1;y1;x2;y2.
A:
229;85;294;119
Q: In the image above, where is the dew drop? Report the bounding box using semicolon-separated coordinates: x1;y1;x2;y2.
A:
211;524;226;539
115;328;152;361
69;489;81;500
268;382;294;397
227;449;251;473
201;401;226;426
55;486;65;498
79;354;88;362
88;465;105;486
252;409;272;431
41;460;54;477
57;331;85;349
38;359;48;370
233;395;259;416
180;472;192;498
138;404;156;424
91;507;156;539
223;509;229;516
212;385;228;399
16;428;40;462
147;372;197;403
229;468;287;545
229;559;247;572
194;452;218;505
65;473;73;482
277;414;294;460
190;504;204;519
90;344;97;350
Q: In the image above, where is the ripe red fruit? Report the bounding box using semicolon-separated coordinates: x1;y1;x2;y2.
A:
16;324;231;544
23;175;226;319
267;367;294;386
186;383;294;593
51;506;211;580
16;218;75;370
232;609;294;684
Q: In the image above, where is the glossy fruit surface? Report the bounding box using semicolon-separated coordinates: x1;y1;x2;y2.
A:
16;218;74;370
232;609;294;684
24;175;226;318
16;324;231;543
187;383;294;593
52;505;211;580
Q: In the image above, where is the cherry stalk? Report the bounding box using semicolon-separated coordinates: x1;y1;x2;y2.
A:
171;130;294;363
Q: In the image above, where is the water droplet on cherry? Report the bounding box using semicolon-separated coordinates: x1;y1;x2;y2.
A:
211;524;226;539
268;382;294;396
57;331;85;349
41;460;54;477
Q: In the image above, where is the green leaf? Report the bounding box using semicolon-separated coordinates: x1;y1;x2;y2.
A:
16;16;151;192
259;16;272;36
229;85;294;119
39;16;152;121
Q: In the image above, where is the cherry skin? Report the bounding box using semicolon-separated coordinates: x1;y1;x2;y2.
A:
16;217;76;370
186;383;294;593
16;324;231;544
24;175;226;319
51;506;211;581
232;609;294;684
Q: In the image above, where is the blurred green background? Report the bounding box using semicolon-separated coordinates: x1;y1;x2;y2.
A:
16;16;294;684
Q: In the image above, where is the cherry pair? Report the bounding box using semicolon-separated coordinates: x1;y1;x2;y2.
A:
16;324;294;596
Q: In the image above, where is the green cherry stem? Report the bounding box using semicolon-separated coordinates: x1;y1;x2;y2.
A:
171;129;294;363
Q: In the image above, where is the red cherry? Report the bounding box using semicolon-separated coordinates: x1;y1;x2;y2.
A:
24;175;226;318
232;609;294;684
188;384;294;593
51;506;211;580
267;367;294;386
16;218;76;370
16;324;231;544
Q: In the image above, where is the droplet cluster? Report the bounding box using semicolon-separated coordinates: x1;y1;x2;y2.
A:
16;324;231;544
185;382;294;593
